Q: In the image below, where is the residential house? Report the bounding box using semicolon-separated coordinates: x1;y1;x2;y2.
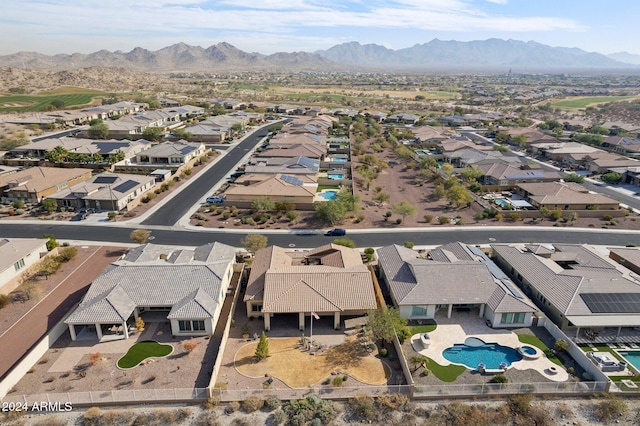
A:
65;242;237;341
580;152;639;174
492;244;640;336
45;172;156;212
244;244;377;331
438;115;478;127
377;243;537;328
477;161;562;189
135;141;205;168
387;113;420;125
529;141;601;163
0;238;48;295
0;167;92;203
224;174;318;210
255;143;326;160
244;156;320;175
608;247;640;276
514;182;619;211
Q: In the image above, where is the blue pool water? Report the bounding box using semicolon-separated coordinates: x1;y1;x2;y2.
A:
495;199;510;208
442;338;522;369
328;174;344;179
332;158;347;162
618;351;640;371
521;346;537;356
321;191;338;200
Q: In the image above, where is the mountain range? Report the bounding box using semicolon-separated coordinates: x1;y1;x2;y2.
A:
0;39;637;72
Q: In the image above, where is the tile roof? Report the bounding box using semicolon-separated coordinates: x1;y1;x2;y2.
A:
0;238;47;273
66;242;235;325
517;182;618;206
0;167;90;193
244;245;376;314
378;243;536;312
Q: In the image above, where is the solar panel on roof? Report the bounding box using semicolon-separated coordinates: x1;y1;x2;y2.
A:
281;175;303;186
94;176;118;184
298;156;319;170
112;180;139;193
581;293;640;314
179;145;197;155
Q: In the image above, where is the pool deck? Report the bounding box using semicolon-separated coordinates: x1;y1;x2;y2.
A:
411;315;569;382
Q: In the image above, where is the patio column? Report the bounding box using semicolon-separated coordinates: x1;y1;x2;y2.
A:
298;312;305;331
479;304;485;317
122;321;129;339
334;312;340;329
68;324;76;341
264;314;271;331
576;326;580;339
447;304;453;319
617;326;622;338
95;323;103;340
133;308;139;321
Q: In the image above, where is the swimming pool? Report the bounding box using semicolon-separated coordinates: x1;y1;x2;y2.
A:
331;157;347;162
442;337;523;369
617;350;640;372
495;199;510;208
321;191;338;200
328;174;344;179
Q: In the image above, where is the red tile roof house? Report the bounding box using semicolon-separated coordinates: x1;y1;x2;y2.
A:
244;244;377;331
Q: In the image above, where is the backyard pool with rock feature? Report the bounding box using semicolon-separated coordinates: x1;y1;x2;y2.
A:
442;337;522;370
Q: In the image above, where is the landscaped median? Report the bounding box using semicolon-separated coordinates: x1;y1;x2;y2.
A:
117;341;173;369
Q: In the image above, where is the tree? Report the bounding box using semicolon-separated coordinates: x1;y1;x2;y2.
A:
44;234;59;251
392;201;417;223
142;127;165;142
241;234;268;253
446;185;473;208
336;189;360;213
368;306;407;347
251;196;275;212
45;145;69;163
255;331;269;360
315;200;346;225
460;166;483;183
564;173;585;183
41;198;58;214
88;122;109;139
601;172;622;184
129;229;151;244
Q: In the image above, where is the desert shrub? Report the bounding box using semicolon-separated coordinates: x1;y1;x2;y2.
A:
332;376;343;387
194;411;223;426
136;317;145;331
242;396;264;413
184;168;192;175
438;216;450;225
56;246;78;262
82;406;102;426
226;401;241;414
403;241;414;248
395;218;402;224
15;208;24;215
376;393;409;411
33;415;67;426
348;395;376;421
490;374;508;384
379;347;388;357
182;340;199;354
0;294;9;309
602;214;614;221
423;214;433;223
385;211;392;218
507;394;533;416
89;352;101;366
265;397;282;411
594;394;628;422
272;409;287;425
203;395;220;410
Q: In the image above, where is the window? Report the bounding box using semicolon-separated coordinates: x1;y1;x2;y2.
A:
179;320;206;332
501;312;526;324
252;304;263;312
14;258;25;271
411;305;428;316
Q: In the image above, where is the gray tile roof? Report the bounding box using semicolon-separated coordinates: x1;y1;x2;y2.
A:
66;242;235;325
378;243;536;312
0;238;47;274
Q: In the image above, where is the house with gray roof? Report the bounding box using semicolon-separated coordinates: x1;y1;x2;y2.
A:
65;242;237;341
492;244;640;339
377;242;537;328
0;238;48;295
135;141;205;168
244;244;376;331
244;156;320;175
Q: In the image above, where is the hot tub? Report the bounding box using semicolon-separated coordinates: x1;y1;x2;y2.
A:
518;345;542;360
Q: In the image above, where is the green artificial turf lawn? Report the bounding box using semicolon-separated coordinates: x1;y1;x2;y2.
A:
409;324;437;334
517;334;563;366
425;357;466;382
117;341;173;369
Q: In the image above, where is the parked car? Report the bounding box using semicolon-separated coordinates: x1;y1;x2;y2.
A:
206;196;225;204
325;228;346;236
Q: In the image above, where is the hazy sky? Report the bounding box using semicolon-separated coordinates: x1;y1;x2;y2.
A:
2;0;638;56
